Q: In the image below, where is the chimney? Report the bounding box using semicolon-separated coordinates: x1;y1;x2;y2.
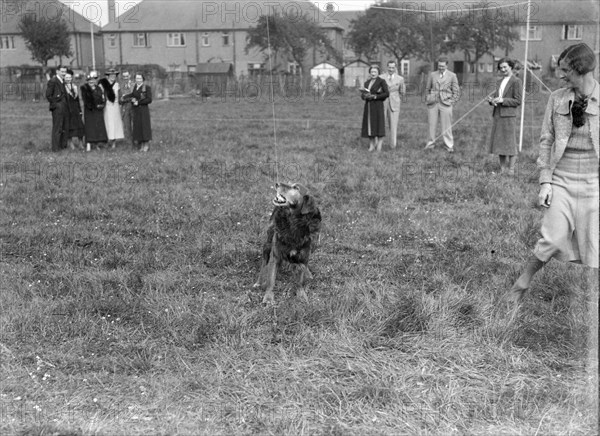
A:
108;0;116;25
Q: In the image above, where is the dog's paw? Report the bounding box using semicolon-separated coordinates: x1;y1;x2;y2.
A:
262;291;275;305
296;288;309;303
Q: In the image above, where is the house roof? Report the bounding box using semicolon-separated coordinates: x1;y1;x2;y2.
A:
528;0;598;24
331;10;363;33
366;0;598;25
0;0;100;34
103;0;341;32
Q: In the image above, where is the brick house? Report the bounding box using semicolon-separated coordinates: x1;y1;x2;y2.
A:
101;0;344;78
0;0;103;69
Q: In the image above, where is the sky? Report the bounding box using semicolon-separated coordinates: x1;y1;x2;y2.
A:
60;0;376;26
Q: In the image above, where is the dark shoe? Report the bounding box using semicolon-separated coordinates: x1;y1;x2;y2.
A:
443;144;454;153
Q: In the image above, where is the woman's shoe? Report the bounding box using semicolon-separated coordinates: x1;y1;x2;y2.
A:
506;256;546;304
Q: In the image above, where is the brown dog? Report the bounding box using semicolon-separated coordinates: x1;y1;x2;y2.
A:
254;183;321;304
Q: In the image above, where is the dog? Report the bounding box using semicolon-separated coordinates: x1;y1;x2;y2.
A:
254;182;321;304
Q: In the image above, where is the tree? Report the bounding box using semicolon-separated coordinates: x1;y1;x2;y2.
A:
442;1;519;81
245;12;341;77
347;1;449;65
18;14;73;66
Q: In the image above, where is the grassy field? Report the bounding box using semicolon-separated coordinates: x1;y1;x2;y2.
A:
1;88;598;435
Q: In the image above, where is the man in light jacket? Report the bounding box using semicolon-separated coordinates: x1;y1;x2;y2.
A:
424;56;461;153
383;60;406;149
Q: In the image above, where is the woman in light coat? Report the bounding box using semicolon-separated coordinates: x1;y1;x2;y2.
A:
99;68;124;148
509;43;599;303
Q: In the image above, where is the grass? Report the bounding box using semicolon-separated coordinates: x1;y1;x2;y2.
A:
0;88;598;435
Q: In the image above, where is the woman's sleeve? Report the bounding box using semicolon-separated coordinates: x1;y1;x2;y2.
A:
139;86;153;105
536;94;556;184
377;79;389;100
502;79;522;107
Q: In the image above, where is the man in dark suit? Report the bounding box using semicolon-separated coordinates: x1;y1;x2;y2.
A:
45;65;69;151
424;56;460;153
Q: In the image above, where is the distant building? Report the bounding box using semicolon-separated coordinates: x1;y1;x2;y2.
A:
0;0;102;69
335;0;599;85
101;0;344;78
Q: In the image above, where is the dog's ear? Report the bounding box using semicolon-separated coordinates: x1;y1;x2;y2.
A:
301;195;315;214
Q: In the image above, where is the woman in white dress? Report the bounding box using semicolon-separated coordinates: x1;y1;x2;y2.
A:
99;68;125;148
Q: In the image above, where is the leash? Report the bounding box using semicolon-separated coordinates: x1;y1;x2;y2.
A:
265;13;279;184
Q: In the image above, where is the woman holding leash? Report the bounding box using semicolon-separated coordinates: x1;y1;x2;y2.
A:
508;43;598;303
360;65;389;153
487;58;522;176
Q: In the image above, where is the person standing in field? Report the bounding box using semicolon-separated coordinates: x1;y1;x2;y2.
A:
119;71;135;148
80;71;108;152
130;73;153;152
383;60;406;149
64;69;85;150
360;65;389;153
424;56;460;153
45;65;69;151
99;68;125;149
487;58;523;176
508;43;598;303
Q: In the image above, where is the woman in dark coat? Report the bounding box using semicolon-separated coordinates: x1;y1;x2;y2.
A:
130;73;153;152
64;69;85;149
487;58;522;175
80;72;108;151
360;65;389;152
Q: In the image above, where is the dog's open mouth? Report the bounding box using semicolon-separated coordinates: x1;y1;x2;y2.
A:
273;193;288;206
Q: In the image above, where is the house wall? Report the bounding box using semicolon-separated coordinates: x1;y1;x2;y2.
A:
0;33;103;69
509;23;598;75
103;29;270;76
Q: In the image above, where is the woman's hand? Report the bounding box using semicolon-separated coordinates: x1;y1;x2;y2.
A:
538;183;553;208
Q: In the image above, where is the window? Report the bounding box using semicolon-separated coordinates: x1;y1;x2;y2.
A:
222;32;230;46
133;33;148;47
0;36;15;50
108;34;117;48
562;25;582;40
478;63;485;73
400;59;410;76
167;33;186;47
202;32;210;47
520;25;541;41
248;63;265;76
288;61;299;75
486;63;493;73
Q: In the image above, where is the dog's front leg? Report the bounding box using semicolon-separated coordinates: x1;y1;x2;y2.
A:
262;235;279;305
296;264;312;302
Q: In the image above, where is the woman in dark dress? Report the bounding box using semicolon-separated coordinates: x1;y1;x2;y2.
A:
64;69;85;150
360;65;389;152
130;73;153;152
80;72;108;151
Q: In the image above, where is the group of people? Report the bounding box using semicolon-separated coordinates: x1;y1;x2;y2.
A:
360;44;598;306
359;60;406;152
360;55;522;164
46;67;153;152
360;56;462;154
